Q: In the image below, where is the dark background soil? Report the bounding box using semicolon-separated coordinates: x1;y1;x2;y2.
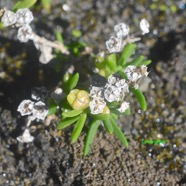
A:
0;0;186;185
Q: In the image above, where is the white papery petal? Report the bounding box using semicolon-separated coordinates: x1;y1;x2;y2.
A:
17;129;34;143
140;19;150;35
16;8;34;25
17;100;34;116
1;10;17;27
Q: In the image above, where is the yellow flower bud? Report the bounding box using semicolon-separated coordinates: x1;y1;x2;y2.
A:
102;106;110;114
67;89;90;110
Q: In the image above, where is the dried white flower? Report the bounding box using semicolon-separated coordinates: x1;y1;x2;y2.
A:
51;88;63;103
17;25;33;42
117;102;130;113
16;8;34;26
124;65;142;82
106;36;122;53
17;100;34;116
89;98;106;114
1;10;17;27
89;86;103;98
17;129;34;143
107;74;120;85
140;19;150;35
104;85;120;102
140;65;149;77
114;23;130;38
39;45;54;64
32;101;48;120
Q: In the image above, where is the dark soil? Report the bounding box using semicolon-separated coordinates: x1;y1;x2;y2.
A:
0;0;186;186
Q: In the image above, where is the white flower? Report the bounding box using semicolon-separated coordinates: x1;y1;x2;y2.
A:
124;65;142;82
17;25;33;42
114;23;130;38
117;102;130;113
32;101;48;120
89;98;106;114
89;86;103;98
16;8;34;25
104;85;120;102
106;36;122;53
1;10;17;27
17;129;34;143
17;100;34;116
140;19;150;35
115;79;129;92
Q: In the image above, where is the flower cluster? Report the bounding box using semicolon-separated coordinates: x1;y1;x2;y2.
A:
0;8;69;64
1;8;34;42
17;89;49;143
89;65;148;115
106;19;150;53
124;65;148;89
17;99;48;121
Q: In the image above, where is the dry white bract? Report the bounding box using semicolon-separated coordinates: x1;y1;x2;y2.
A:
1;10;17;27
114;23;130;38
124;65;142;82
140;19;150;35
89;86;103;98
17;129;34;143
117;102;130;113
16;8;34;26
106;36;122;53
17;25;33;42
89;98;106;114
32;101;48;120
17;100;34;116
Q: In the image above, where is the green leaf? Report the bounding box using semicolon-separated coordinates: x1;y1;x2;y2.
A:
103;117;113;134
47;98;57;115
140;60;152;66
55;30;64;44
119;43;136;66
57;116;79;129
90;114;109;121
110;115;128;147
130;88;147;111
106;54;117;72
13;0;37;11
41;0;51;12
123;55;144;68
83;120;101;156
124;108;130;115
71;113;87;143
69;73;79;90
62;109;83;118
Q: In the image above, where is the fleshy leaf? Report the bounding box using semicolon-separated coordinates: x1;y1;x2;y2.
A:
103;117;113;134
62;109;83;118
90;114;110;121
130;88;147;111
106;54;117;72
110;115;128;147
140;60;151;66
69;73;79;90
71;113;87;143
123;55;144;68
57;116;79;129
13;0;37;11
119;43;136;66
83;120;101;156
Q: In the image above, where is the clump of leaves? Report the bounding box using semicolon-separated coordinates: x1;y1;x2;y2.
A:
48;43;151;156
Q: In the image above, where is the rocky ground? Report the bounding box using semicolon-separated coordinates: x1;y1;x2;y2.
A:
0;0;186;185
